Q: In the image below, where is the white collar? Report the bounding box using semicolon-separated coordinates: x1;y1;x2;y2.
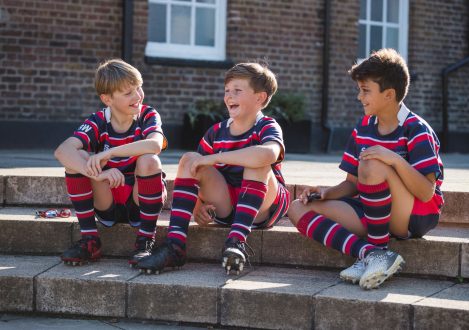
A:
374;103;410;126
105;107;111;123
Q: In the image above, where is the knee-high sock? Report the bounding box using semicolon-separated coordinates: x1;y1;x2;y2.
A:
228;180;267;242
65;173;97;237
167;178;199;249
358;181;392;247
137;173;163;239
296;211;376;259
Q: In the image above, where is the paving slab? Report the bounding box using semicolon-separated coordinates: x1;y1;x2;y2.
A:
462;243;469;279
0;255;60;312
413;283;469;330
127;263;234;324
221;267;339;330
0;176;4;204
5;175;69;206
261;226;353;268
315;277;454;330
36;258;138;317
0;207;73;254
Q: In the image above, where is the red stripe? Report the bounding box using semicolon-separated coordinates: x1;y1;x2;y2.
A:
360;196;391;207
77;210;95;218
171;210;192;220
367;235;389;245
173;191;198;202
344;235;359;255
236;205;258;217
167;232;186;243
408;133;431;151
342;153;358;167
199;138;214;154
307;215;325;238
365;215;390;224
69;192;93;202
228;231;245;242
140;213;158;220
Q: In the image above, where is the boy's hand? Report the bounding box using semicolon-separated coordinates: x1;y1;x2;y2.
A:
190;155;216;177
359;145;398;166
94;168;125;188
86;151;111;177
299;186;326;205
193;202;216;226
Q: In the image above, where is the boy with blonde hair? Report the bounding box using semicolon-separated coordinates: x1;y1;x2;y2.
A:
138;62;290;275
288;49;444;289
55;59;167;266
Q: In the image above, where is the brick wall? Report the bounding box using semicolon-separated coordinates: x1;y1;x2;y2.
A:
0;0;468;148
0;0;122;122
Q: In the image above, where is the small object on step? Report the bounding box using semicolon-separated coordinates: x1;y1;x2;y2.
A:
35;208;72;218
207;208;216;219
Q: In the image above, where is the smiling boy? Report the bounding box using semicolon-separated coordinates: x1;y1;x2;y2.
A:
288;49;444;289
55;59;167;266
138;62;290;275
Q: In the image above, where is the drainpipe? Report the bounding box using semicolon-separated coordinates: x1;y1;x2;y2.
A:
321;0;332;152
122;0;134;63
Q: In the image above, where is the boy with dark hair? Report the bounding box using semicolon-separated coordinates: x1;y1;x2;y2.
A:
288;48;444;289
138;62;290;275
55;59;167;266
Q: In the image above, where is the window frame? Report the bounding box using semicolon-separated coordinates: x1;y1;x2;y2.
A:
145;0;227;61
358;0;409;61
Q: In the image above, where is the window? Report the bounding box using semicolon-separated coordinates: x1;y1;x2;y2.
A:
146;0;227;61
358;0;409;60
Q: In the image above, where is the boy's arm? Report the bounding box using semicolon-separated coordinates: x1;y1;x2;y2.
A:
54;137;92;176
191;141;281;174
360;145;436;202
323;173;359;199
86;132;164;176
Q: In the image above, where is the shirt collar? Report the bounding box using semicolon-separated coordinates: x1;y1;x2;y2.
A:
374;103;410;126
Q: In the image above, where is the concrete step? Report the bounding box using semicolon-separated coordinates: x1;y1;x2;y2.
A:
1;175;468;226
1;207;468;279
0;255;468;329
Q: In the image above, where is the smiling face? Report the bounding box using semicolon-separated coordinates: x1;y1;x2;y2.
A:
101;83;144;117
356;79;394;116
224;78;266;120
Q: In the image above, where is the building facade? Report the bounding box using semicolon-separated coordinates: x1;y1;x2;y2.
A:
1;0;468;152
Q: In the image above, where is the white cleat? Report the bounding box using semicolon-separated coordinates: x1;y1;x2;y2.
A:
340;259;366;284
359;250;405;290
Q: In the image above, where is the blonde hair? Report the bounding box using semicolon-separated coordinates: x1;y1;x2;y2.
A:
94;59;143;95
225;62;278;107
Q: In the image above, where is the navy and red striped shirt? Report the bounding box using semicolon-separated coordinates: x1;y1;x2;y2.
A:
197;112;286;187
339;104;444;206
73;105;167;179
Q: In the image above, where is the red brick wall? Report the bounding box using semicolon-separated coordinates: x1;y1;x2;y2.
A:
0;0;122;121
0;0;467;140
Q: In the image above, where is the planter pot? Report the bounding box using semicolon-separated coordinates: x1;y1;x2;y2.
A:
182;114;219;150
277;119;311;153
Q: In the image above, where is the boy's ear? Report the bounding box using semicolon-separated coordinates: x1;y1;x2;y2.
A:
384;88;396;101
257;91;268;105
99;93;111;106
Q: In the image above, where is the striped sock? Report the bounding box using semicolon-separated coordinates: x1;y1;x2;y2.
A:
65;173;97;237
136;173;163;239
167;178;199;249
296;211;376;259
358;181;392;247
228;180;267;242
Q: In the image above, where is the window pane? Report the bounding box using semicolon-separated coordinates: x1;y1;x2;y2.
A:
358;24;367;58
387;0;399;23
195;7;215;46
370;25;382;52
360;0;367;20
170;5;191;45
371;0;383;21
386;27;399;49
148;3;166;42
197;0;216;3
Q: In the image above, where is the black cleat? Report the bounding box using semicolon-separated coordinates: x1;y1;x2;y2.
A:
61;235;102;266
222;237;253;275
128;236;155;268
137;240;186;275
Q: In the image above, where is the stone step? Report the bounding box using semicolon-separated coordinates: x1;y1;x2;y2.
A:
1;207;468;279
0;255;468;329
1;175;468;226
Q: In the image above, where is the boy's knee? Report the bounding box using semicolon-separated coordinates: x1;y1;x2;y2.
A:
358;159;388;182
287;199;305;226
136;154;162;175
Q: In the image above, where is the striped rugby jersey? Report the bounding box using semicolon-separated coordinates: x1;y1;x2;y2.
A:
339;103;444;205
73;105;167;180
197;112;286;187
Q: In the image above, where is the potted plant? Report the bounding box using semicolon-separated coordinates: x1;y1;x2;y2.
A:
182;99;227;150
264;92;310;153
